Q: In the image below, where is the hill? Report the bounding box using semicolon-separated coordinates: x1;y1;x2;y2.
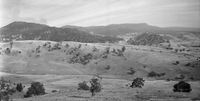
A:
0;21;122;43
62;23;200;36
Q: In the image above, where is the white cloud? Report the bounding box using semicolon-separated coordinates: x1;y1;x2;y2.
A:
0;0;200;28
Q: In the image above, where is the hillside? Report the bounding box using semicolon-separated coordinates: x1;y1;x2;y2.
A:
0;21;122;43
62;23;200;37
1;40;200;101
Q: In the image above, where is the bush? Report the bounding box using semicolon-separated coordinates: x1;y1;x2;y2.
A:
105;65;111;70
16;83;23;92
24;82;45;97
127;68;136;75
173;81;192;92
175;74;185;80
172;61;179;65
5;48;11;55
185;62;191;66
130;78;145;88
52;90;57;93
78;81;89;90
147;71;165;77
90;77;102;97
122;46;126;52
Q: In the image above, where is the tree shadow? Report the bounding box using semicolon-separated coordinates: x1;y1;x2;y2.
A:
70;95;90;99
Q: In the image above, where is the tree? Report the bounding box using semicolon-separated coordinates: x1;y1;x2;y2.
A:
173;81;192;92
90;77;102;97
16;83;23;92
130;78;145;88
24;82;45;97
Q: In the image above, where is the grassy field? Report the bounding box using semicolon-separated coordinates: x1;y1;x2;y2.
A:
0;40;200;100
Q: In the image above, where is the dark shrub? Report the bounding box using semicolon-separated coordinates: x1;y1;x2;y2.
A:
175;74;185;80
90;78;102;97
173;61;179;65
5;48;11;55
52;90;57;93
105;65;111;70
16;83;23;92
78;81;89;90
173;81;192;92
185;62;191;66
147;71;165;77
122;46;126;52
130;78;145;88
25;82;45;97
166;78;170;81
190;77;195;80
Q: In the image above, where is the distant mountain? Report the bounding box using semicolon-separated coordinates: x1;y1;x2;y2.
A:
0;21;122;43
62;23;200;36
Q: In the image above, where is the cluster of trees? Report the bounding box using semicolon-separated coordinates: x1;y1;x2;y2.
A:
0;77;45;100
78;76;102;97
127;33;165;46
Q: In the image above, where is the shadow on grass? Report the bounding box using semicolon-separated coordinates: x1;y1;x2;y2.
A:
70;95;90;99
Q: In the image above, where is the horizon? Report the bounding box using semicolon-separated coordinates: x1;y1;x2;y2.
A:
2;21;200;29
0;0;200;28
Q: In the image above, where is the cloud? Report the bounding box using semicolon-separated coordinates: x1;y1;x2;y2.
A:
0;0;200;28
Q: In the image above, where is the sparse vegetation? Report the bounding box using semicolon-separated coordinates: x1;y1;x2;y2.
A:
173;81;192;92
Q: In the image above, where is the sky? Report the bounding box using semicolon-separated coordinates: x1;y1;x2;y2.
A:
0;0;200;28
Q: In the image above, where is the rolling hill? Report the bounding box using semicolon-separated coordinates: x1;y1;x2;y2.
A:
0;21;122;43
62;23;200;36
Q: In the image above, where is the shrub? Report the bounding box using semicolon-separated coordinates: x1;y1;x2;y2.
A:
185;62;191;66
175;74;185;80
147;71;165;77
52;90;57;93
127;68;136;75
93;46;99;52
105;65;111;70
24;82;45;97
90;77;102;97
16;83;23;92
122;46;126;52
78;81;89;90
173;61;179;65
130;78;145;88
173;81;192;92
5;48;11;55
104;47;110;54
